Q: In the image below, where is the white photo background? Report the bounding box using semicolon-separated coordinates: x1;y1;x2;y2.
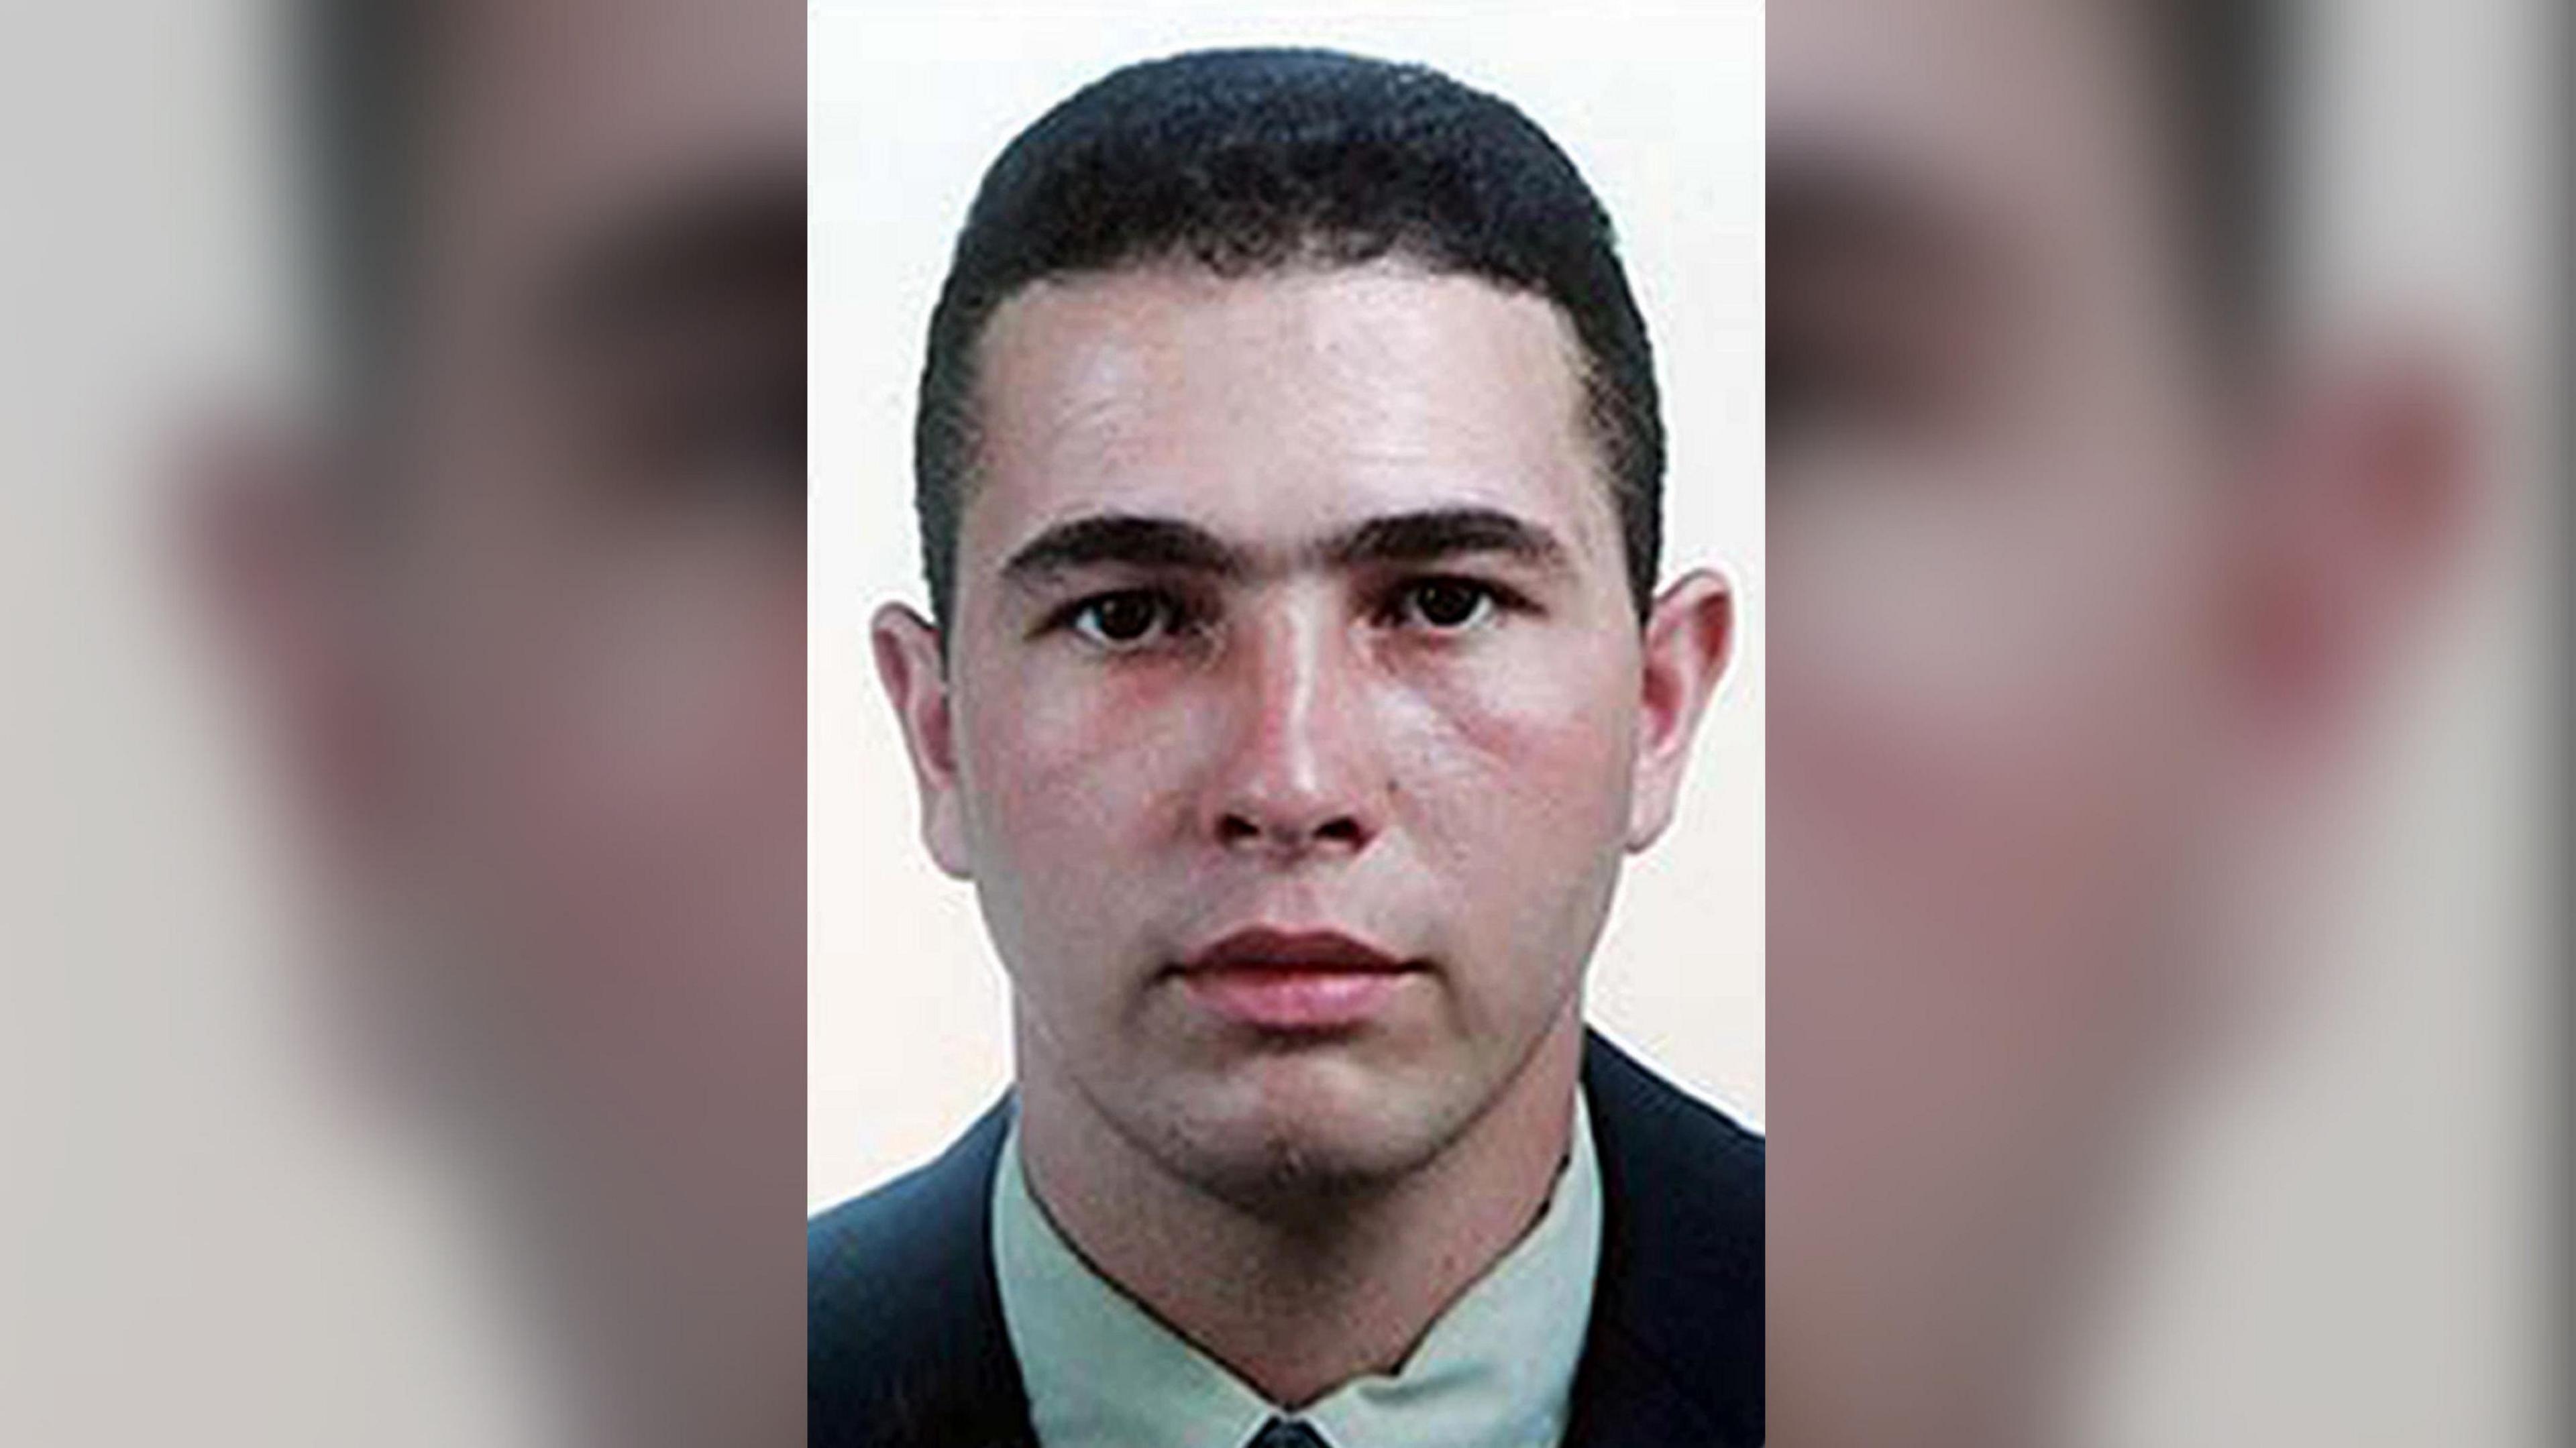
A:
810;0;1763;1209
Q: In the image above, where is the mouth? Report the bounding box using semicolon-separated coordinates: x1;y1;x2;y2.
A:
1169;927;1426;1032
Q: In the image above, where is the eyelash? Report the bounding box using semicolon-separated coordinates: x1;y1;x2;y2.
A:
1371;576;1529;631
1040;576;1534;653
1043;588;1207;651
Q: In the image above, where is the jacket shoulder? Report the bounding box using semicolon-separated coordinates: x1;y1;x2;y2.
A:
1574;1032;1765;1446
808;1100;1031;1448
1584;1029;1764;1220
806;1113;996;1321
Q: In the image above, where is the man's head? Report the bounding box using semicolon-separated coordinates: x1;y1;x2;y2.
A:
202;1;804;1439
913;48;1668;634
1768;1;2463;1438
872;49;1732;1207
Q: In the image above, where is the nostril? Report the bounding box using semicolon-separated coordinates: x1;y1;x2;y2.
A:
1316;816;1363;845
1219;813;1263;844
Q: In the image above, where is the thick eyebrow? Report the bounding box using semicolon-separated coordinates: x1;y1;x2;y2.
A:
1001;514;1247;586
1320;507;1570;571
1000;506;1570;591
1768;148;2019;300
532;165;806;350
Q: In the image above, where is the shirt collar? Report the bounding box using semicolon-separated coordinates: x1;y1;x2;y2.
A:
992;1093;1602;1448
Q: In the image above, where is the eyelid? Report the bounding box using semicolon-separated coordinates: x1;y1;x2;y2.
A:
1036;584;1208;649
1028;571;1538;643
1373;573;1535;627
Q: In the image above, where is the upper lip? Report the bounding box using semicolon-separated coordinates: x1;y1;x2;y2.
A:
1177;927;1415;974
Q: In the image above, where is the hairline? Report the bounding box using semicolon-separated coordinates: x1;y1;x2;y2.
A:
932;249;1648;629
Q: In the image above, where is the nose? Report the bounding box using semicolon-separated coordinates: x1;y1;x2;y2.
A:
1206;601;1382;860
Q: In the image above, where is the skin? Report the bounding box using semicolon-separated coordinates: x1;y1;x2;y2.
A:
874;262;1733;1405
198;1;804;1443
1768;3;2463;1444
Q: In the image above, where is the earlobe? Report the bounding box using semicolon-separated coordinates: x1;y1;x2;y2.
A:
1627;569;1734;851
870;603;975;879
185;421;392;870
2235;346;2473;763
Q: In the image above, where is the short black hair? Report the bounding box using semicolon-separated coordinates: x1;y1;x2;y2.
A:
297;0;429;421
914;47;1664;632
2150;0;2286;366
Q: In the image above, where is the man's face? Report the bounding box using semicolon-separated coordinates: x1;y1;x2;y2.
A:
390;0;802;1183
1767;9;2470;1437
221;0;805;1433
901;265;1676;1196
1768;0;2239;1419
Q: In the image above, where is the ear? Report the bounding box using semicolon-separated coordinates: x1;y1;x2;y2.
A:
2232;345;2475;775
1627;568;1735;851
183;419;394;873
871;602;974;879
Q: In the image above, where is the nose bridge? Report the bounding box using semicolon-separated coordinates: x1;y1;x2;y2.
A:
1218;587;1374;850
1250;592;1334;770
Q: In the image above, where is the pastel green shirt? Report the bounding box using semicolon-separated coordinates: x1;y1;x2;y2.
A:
992;1095;1603;1448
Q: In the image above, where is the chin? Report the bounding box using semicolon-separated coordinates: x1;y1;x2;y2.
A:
1156;1060;1472;1209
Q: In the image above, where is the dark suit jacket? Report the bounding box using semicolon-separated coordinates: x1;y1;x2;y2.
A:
809;1031;1763;1447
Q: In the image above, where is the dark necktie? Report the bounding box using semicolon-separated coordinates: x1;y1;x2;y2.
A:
1246;1418;1332;1448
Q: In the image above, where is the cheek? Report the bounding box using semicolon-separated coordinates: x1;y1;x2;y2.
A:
449;537;794;897
1395;644;1638;851
1769;458;2225;1184
957;655;1200;858
1777;417;2218;928
1391;642;1641;1002
947;654;1216;997
398;530;805;1162
950;634;1641;930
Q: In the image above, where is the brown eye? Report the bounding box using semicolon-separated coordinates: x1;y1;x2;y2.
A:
1397;578;1496;630
1070;590;1179;648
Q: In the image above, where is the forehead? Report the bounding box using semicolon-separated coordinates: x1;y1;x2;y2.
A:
1771;0;2174;276
963;264;1616;562
417;0;801;296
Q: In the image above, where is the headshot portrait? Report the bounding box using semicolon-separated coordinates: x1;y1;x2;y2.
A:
4;0;2555;1444
808;8;1763;1448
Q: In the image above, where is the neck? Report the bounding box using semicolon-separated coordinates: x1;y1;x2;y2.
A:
1016;1009;1585;1408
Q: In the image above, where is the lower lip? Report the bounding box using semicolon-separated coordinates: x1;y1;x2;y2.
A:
1179;966;1413;1030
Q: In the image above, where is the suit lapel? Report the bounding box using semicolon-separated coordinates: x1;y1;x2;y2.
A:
808;1097;1038;1448
1563;1317;1734;1447
1565;1032;1768;1447
818;1037;1762;1448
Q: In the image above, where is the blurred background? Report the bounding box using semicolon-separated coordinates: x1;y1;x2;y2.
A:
0;1;2559;1445
2082;7;2554;1435
1768;1;2559;1445
5;0;802;1443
